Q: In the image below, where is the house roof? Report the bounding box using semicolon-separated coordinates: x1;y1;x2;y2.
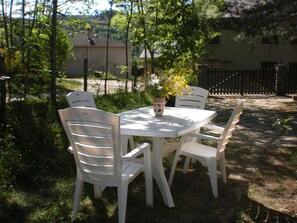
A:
226;0;271;10
70;32;127;47
139;49;161;58
224;0;272;17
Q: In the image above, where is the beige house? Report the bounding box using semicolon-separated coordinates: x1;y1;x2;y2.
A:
139;49;161;74
139;29;297;70
64;32;132;77
205;29;297;69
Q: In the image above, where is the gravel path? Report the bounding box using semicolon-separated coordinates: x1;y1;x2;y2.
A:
68;78;135;95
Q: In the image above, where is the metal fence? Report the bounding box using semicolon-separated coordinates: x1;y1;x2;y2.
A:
287;68;297;94
199;66;297;95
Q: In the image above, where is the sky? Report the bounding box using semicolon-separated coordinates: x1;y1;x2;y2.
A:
64;0;110;14
97;0;110;10
7;0;111;17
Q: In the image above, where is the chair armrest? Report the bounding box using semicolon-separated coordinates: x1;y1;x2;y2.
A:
124;142;153;206
163;140;180;156
202;123;225;132
122;142;150;161
186;132;221;142
68;146;73;153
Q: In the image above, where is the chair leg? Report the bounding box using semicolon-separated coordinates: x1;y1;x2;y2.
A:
128;136;135;150
72;176;84;221
94;185;103;199
206;158;218;198
144;149;153;206
168;150;181;186
182;157;191;174
118;182;128;223
220;153;227;183
182;130;200;173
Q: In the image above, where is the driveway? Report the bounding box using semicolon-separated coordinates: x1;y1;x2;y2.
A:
63;80;297;221
67;78;135;95
203;95;297;220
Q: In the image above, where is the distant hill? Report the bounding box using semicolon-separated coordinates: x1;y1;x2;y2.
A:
60;11;124;42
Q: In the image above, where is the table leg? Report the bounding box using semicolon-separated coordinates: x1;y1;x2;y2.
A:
121;135;129;155
152;137;175;208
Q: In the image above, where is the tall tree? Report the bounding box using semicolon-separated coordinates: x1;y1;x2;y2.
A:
0;0;73;100
104;0;114;95
1;0;10;47
21;0;25;65
50;0;58;106
223;0;297;41
112;0;135;91
8;0;13;46
134;0;160;74
154;0;222;75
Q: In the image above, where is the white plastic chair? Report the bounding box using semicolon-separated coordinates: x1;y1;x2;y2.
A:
175;86;209;109
66;90;97;108
59;107;153;223
169;102;243;198
66;91;136;200
162;87;209;157
66;91;135;150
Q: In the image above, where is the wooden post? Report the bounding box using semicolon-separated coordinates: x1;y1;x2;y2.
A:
275;64;287;96
0;76;10;124
196;64;209;90
240;70;244;96
84;59;88;91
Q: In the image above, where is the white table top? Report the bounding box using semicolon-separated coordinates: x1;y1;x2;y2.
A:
120;106;217;138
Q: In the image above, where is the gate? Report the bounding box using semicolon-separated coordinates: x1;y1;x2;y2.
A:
287;68;297;94
198;65;296;95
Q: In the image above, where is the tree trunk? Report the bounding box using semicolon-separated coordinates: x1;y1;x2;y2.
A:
9;0;14;47
105;0;113;95
138;0;148;74
1;0;9;47
50;0;57;107
26;0;38;71
124;2;133;92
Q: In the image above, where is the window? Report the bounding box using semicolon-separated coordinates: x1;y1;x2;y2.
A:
290;37;297;44
289;62;297;69
261;61;278;68
209;36;220;44
261;36;279;44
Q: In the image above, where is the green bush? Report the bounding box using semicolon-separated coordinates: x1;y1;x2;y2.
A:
95;90;152;113
0;91;151;191
0;123;18;189
0;91;152;222
0;100;74;190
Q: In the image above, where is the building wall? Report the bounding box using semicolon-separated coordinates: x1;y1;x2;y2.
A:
206;30;297;69
64;45;132;77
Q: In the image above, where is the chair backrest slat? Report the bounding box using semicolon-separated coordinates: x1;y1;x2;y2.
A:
217;102;243;154
175;86;209;109
59;107;121;179
67;91;96;108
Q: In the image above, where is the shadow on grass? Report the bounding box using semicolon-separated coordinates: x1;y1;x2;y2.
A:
70;96;297;223
0;197;26;223
241;197;297;223
1;96;296;222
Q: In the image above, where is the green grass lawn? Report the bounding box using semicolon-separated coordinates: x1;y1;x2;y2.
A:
1;81;296;223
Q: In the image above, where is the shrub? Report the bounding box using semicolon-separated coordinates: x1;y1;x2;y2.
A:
0;100;74;190
0;91;151;191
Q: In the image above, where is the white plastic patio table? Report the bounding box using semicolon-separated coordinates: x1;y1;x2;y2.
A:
119;106;217;208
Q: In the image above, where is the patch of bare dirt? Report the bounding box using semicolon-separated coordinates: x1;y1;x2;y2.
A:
71;94;297;222
118;95;297;223
206;95;297;222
